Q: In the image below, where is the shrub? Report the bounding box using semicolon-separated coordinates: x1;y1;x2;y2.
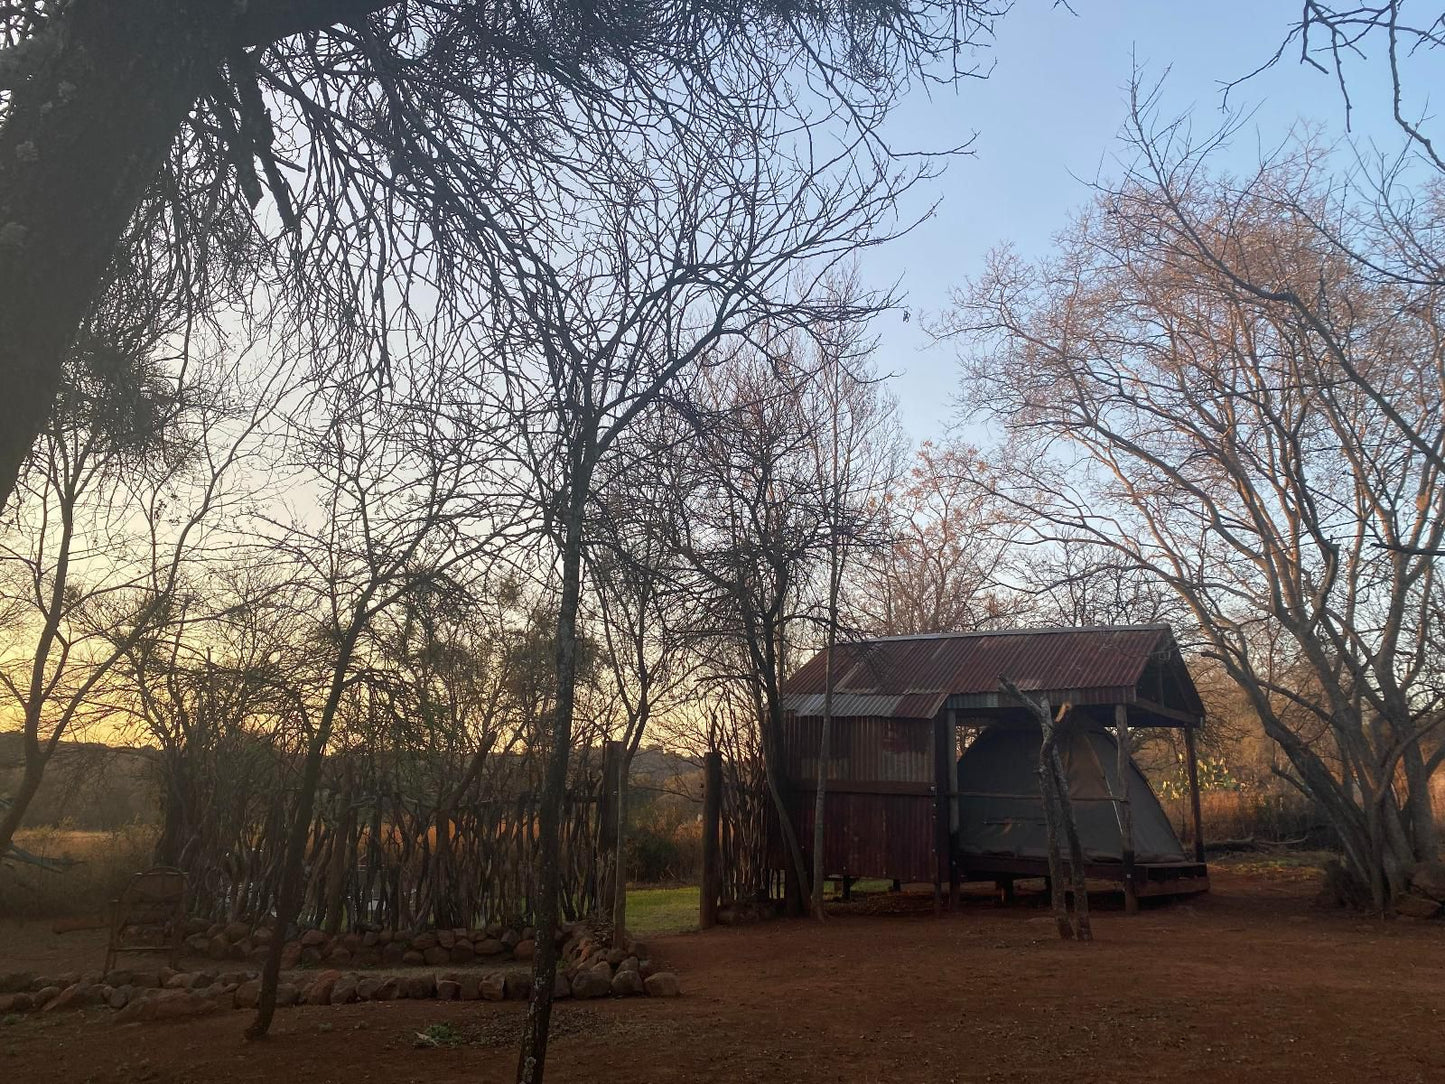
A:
625;820;702;885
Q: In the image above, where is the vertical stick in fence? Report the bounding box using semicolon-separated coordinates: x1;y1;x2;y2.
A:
598;741;623;921
700;750;722;929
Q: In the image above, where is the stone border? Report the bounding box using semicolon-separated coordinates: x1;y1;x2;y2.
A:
0;926;680;1023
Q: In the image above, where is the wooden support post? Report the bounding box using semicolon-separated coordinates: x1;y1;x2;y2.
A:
700;750;722;930
996;878;1015;906
1184;725;1206;863
947;710;960;911
599;740;624;918
1115;704;1138;915
933;711;951;915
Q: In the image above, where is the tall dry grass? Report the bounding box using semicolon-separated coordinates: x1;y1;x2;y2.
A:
1159;788;1331;850
0;824;157;920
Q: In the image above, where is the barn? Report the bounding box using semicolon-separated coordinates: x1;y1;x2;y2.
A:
776;624;1209;908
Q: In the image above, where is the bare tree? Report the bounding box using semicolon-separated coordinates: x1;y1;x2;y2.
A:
672;350;832;914
0;0;1002;514
1241;3;1445;181
853;440;1024;635
0;346;278;862
949;123;1445;908
245;351;517;1038
803;303;902;918
1000;680;1092;941
458;90;924;1072
589;420;702;942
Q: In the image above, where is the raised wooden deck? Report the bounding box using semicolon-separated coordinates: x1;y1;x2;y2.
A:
956;855;1210;898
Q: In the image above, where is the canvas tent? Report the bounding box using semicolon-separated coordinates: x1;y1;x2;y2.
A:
955;726;1186;866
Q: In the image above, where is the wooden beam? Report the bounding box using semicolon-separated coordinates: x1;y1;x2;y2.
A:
947;709;960;910
1184;725;1206;863
1132;697;1204;727
787;780;932;797
950;791;1125;802
933;711;951;914
699;750;722;930
1115;704;1138;915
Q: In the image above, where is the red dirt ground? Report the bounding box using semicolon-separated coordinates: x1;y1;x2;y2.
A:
2;863;1442;1083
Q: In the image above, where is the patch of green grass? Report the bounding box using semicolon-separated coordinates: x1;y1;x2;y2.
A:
1212;849;1336;873
825;877;893;899
414;1022;465;1048
625;885;699;936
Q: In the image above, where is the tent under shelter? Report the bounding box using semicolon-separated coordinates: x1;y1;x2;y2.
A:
775;624;1210;910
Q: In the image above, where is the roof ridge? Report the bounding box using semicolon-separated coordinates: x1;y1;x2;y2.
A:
854;623;1172;645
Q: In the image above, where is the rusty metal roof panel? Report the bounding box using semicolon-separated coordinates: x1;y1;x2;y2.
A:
781;625;1178;712
780;691;949;721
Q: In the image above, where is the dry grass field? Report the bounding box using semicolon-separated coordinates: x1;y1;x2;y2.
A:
0;826;156;920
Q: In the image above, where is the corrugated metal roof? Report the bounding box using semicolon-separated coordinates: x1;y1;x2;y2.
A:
780;692;950;721
781;625;1183;719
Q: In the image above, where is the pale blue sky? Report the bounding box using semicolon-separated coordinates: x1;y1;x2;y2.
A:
870;0;1419;441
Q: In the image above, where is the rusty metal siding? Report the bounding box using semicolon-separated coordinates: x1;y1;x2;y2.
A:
782;715;931;785
775;789;935;884
775;715;936;883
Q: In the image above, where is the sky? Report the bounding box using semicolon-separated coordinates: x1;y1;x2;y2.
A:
864;0;1419;442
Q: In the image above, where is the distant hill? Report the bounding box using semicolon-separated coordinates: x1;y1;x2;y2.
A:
0;732;159;830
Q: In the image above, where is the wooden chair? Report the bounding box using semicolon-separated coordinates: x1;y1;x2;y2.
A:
103;866;187;975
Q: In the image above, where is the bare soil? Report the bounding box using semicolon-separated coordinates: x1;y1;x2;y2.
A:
2;862;1442;1083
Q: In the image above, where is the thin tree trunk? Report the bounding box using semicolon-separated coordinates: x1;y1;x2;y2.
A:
247;611;365;1039
760;697;813;915
247;731;330;1037
611;760;629;943
1035;722;1073;941
1001;679;1092;941
810;569;838;920
1047;720;1092;941
517;480;587;1084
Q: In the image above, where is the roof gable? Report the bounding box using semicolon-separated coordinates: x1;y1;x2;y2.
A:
781;625;1200;721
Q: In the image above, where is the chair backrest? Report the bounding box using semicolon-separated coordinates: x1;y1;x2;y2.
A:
117;866;186;923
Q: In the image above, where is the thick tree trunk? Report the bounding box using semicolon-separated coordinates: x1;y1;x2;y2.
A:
0;751;46;860
517;481;587;1084
153;753;198;870
0;0;234;510
322;773;355;936
1399;741;1439;861
760;696;813;916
